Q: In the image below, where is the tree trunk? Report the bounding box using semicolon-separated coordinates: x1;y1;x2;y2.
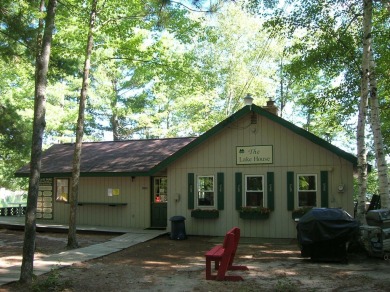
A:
20;0;57;284
67;0;98;249
356;0;372;223
366;1;389;208
111;79;120;141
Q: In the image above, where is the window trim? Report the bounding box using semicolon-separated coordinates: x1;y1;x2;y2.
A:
196;175;215;209
297;174;318;208
244;174;265;208
55;178;69;202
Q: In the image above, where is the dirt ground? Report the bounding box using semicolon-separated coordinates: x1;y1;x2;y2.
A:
1;228;390;292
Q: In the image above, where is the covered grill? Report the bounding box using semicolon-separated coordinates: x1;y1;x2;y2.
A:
297;208;359;262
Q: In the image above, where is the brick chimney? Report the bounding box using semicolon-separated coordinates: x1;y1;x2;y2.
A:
263;99;279;116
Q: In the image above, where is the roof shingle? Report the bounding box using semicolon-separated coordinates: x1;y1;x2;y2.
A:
16;137;196;177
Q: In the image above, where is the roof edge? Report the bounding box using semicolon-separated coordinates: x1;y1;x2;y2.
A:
15;172;150;178
252;105;357;165
151;104;357;174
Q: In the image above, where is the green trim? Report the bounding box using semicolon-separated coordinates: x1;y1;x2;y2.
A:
235;172;242;210
320;171;329;207
16;171;150;178
150;176;154;206
16;104;357;179
217;172;224;210
252;105;357;166
149;104;357;175
188;173;195;209
287;171;294;211
267;172;275;211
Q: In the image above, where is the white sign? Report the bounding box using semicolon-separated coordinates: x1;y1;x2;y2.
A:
236;145;273;165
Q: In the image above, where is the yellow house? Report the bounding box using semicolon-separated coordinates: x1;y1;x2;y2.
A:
16;103;357;238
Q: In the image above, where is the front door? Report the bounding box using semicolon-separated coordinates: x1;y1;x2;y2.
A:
151;177;168;228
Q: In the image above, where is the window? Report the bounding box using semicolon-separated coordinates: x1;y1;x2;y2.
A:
154;177;167;203
298;174;317;207
197;176;214;207
245;175;264;207
56;178;69;202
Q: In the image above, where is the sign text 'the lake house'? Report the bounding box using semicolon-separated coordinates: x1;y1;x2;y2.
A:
236;145;273;165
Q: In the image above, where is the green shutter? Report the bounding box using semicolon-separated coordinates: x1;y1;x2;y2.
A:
267;172;275;211
188;173;195;209
235;172;242;210
321;171;329;207
287;171;294;211
217;172;224;210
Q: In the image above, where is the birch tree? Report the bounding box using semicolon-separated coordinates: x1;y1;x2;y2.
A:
67;0;98;248
356;0;370;221
262;0;389;213
364;0;389;209
20;0;57;284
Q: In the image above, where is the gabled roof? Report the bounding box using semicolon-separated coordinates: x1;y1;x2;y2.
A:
16;104;357;178
15;137;196;177
150;104;357;173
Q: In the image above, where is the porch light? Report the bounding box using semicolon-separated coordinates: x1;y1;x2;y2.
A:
244;94;254;106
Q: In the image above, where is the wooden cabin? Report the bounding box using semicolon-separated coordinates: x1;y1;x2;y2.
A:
16;103;357;238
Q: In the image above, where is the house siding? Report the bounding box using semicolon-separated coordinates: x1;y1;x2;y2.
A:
167;113;354;238
33;107;356;239
51;176;151;229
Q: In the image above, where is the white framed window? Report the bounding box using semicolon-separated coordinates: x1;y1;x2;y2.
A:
244;175;264;207
197;176;214;207
297;174;317;207
56;178;69;202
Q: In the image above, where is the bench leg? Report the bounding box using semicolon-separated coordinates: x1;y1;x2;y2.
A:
216;253;231;281
217;262;248;271
216;254;244;281
215;259;220;270
227;251;249;271
206;258;216;280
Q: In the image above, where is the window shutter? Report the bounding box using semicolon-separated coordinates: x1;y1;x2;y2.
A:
267;172;275;211
321;171;329;207
287;171;294;211
217;172;224;210
235;172;242;210
188;173;195;209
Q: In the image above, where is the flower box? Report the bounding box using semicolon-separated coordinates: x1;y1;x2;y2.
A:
239;212;270;220
239;207;271;220
191;209;219;219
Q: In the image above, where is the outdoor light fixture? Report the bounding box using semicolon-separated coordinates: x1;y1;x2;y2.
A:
244;94;254;106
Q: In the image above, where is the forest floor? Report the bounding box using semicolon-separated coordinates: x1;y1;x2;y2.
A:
1;228;390;291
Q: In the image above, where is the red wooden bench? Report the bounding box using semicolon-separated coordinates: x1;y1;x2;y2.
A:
205;227;249;281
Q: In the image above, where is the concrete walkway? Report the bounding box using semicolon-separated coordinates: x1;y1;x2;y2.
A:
0;217;167;286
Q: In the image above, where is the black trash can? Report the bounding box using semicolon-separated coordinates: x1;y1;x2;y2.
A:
169;216;187;240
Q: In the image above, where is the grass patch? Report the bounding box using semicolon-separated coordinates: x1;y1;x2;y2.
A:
32;268;72;292
273;278;299;292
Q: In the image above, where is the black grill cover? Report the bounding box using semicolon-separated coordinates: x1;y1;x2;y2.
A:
297;208;359;245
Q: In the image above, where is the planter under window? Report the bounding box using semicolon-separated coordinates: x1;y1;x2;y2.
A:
239;212;270;220
239;207;271;220
191;209;219;219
